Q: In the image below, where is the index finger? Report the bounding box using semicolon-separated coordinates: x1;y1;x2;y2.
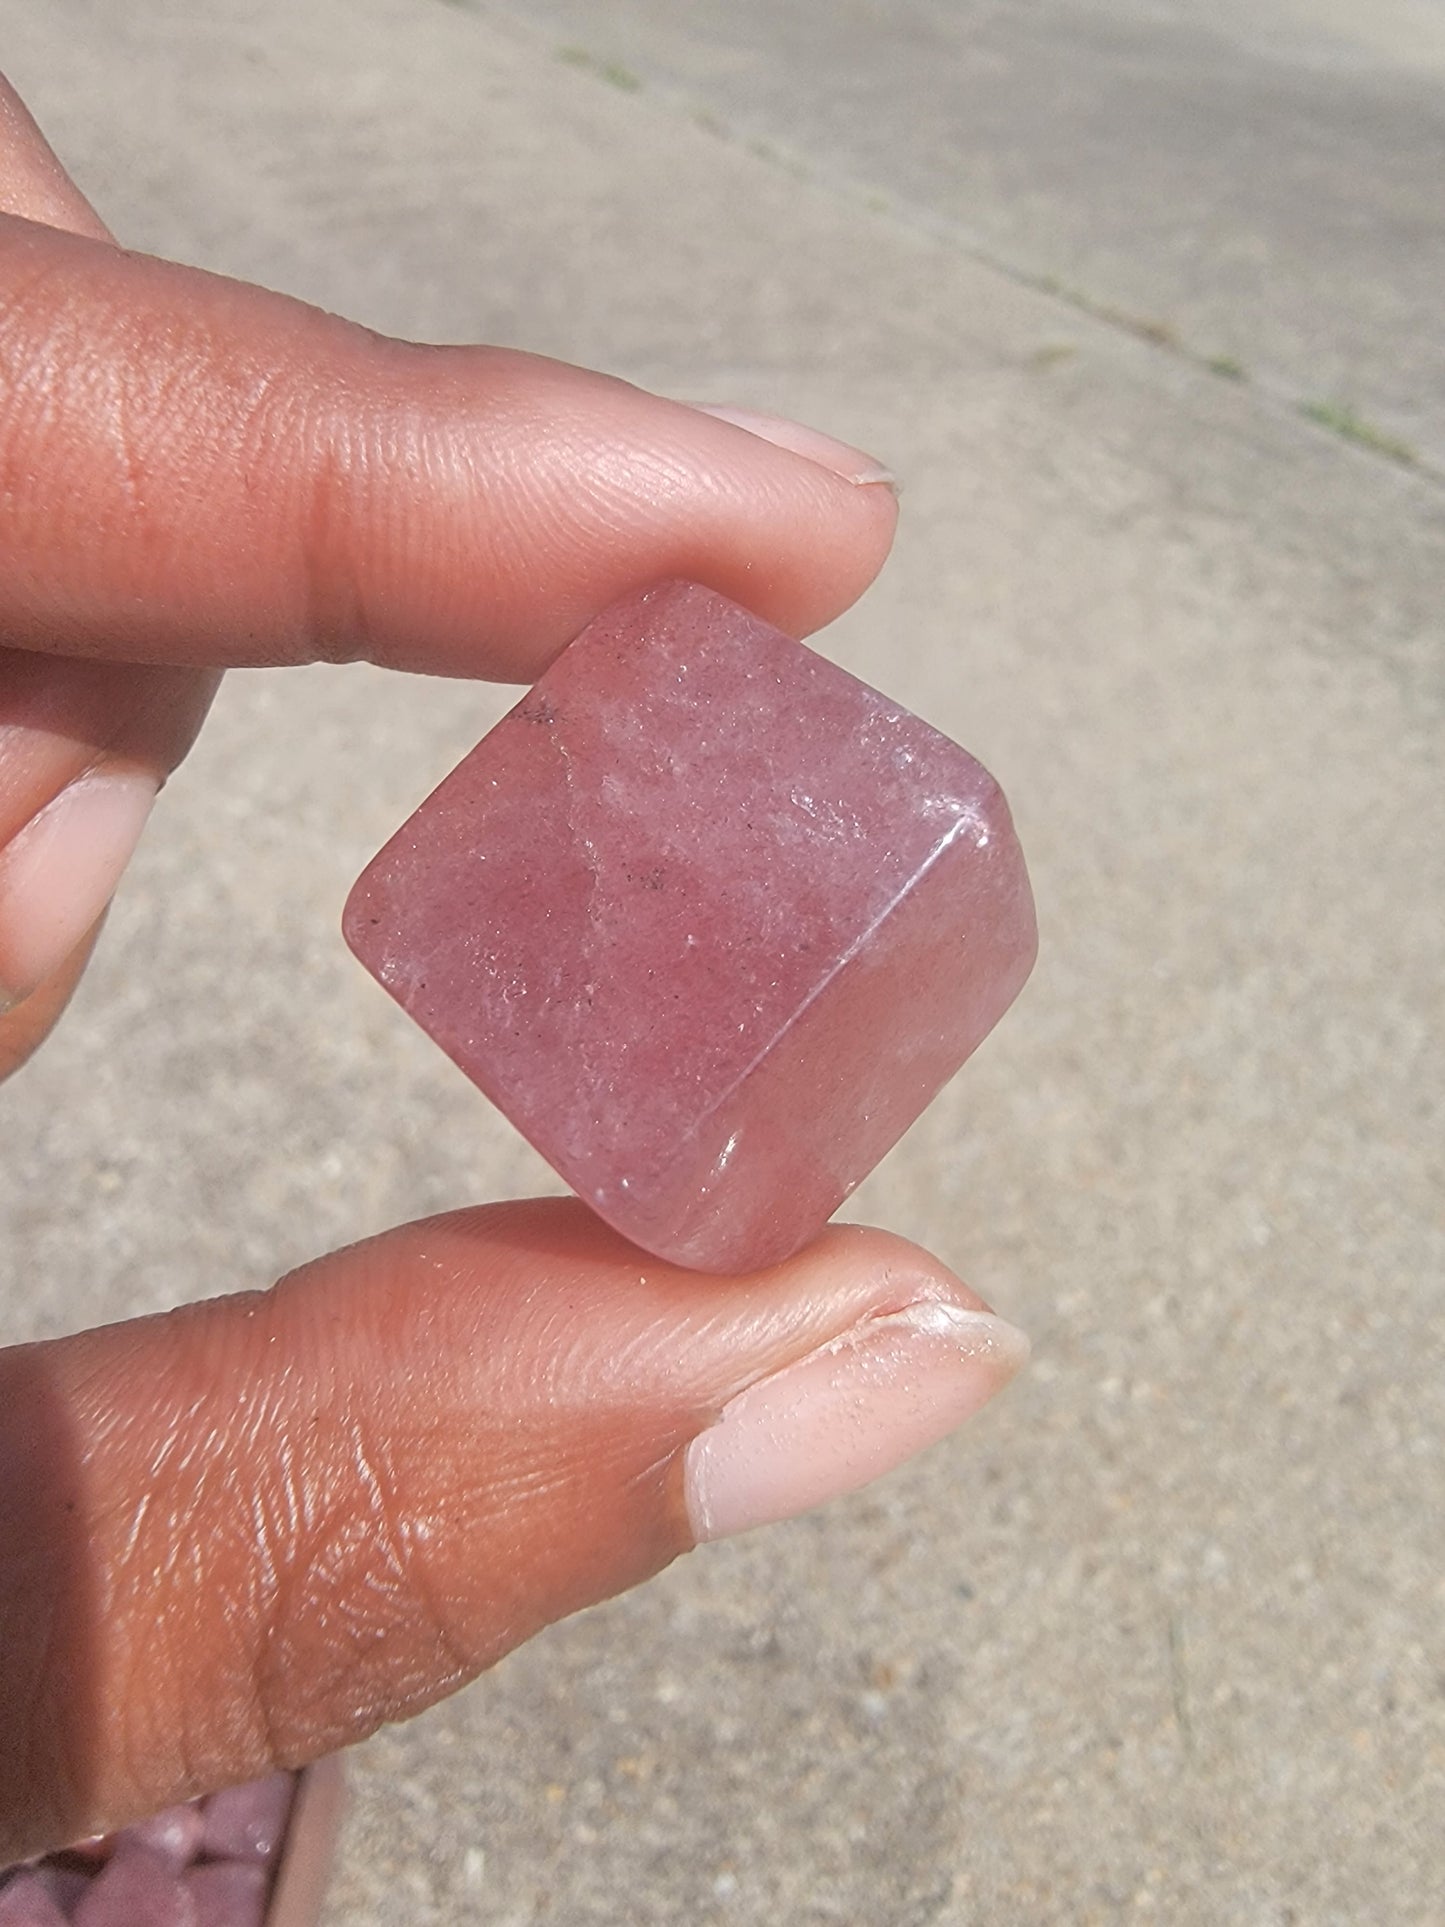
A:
0;213;897;680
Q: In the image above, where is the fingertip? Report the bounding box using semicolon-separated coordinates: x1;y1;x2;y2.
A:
682;1297;1028;1543
0;765;156;1007
686;403;899;491
1;1202;1023;1859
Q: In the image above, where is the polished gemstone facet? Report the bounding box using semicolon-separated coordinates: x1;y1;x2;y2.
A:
345;582;1037;1271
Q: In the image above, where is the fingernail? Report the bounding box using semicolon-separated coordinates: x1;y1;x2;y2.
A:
690;403;897;490
0;768;157;1006
684;1299;1028;1542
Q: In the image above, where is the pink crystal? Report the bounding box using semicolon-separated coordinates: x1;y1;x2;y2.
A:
0;1873;69;1927
72;1848;197;1927
345;582;1036;1272
127;1802;205;1869
184;1863;269;1927
198;1775;294;1865
28;1867;89;1918
35;1869;88;1917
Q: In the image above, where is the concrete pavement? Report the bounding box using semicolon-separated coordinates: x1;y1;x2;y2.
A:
507;0;1445;471
1;0;1441;1920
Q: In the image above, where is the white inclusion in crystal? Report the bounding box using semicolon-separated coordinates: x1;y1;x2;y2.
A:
716;1130;741;1172
976;830;990;848
931;795;985;831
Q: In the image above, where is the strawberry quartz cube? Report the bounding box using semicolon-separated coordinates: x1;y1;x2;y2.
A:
345;582;1036;1272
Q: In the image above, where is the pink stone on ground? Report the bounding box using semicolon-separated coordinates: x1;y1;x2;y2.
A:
184;1863;270;1927
72;1848;198;1927
199;1775;294;1865
345;581;1037;1272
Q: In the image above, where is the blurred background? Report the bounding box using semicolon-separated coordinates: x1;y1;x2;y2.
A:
2;1;1441;1921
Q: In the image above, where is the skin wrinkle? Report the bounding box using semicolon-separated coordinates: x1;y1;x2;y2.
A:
110;1492;226;1794
299;336;513;667
116;1485;154;1569
78;1307;296;1799
244;1438;292;1612
249;1420;384;1730
120;1413;344;1783
235;1356;518;1763
100;341;151;529
298;385;380;667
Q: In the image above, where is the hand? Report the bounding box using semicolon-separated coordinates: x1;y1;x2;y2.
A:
0;75;1028;1864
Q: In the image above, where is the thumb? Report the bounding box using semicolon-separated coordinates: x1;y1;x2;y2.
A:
0;1201;1027;1862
